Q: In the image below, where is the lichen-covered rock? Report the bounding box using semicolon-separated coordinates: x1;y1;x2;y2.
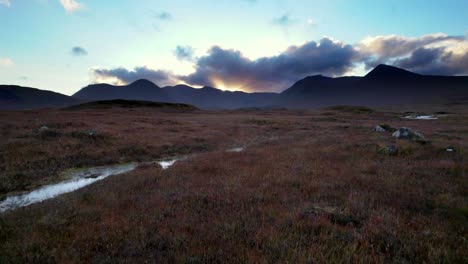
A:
374;125;386;132
392;127;425;140
38;126;50;133
36;126;59;139
379;145;399;155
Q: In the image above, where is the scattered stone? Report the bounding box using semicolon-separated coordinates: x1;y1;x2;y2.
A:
380;124;397;132
374;125;386;132
392;127;425;141
86;130;97;137
36;126;59;139
84;173;100;179
374;124;396;133
38;126;50;133
446;147;456;152
381;145;399;155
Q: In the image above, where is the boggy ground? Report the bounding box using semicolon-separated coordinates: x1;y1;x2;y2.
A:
0;106;467;263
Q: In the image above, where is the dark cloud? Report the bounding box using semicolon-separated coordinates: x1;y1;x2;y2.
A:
394;47;468;75
71;46;88;56
394;47;443;71
358;33;465;69
92;67;176;86
357;33;468;75
180;38;357;91
174;45;195;61
90;34;468;92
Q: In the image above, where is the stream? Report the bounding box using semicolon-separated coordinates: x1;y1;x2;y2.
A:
0;146;247;213
0;159;178;213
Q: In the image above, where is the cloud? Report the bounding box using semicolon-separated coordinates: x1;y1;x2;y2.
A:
357;33;465;68
153;11;172;21
180;38;357;91
358;33;468;75
394;46;468;75
272;14;296;27
174;45;195;61
91;67;177;87
0;58;14;67
0;0;10;7
71;46;88;56
89;33;468;92
60;0;83;13
307;19;316;26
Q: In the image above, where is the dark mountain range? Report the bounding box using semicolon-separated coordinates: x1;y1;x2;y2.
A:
161;85;278;109
279;64;468;107
1;65;467;110
73;79;172;102
0;85;78;110
74;81;278;109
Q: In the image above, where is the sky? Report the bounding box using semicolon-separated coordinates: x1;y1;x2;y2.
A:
0;0;467;94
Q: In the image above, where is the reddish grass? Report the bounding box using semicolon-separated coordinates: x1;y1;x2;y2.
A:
0;106;467;263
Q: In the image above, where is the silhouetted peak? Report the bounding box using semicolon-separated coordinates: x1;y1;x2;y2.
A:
201;86;219;92
173;84;194;89
365;64;420;80
304;74;331;80
129;79;159;88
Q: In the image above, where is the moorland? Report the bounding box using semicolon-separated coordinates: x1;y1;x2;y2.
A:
0;104;466;263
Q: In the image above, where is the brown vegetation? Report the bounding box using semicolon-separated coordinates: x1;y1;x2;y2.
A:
0;106;467;263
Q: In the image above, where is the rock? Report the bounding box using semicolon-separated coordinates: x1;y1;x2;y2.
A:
37;126;59;139
87;130;97;137
374;124;396;133
446;147;456;152
392;127;425;141
379;145;399;155
38;126;50;133
374;125;386;132
84;173;100;179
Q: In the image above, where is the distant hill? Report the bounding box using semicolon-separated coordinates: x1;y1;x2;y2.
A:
0;85;77;110
73;79;172;102
65;99;198;111
162;85;278;109
278;64;468;108
2;65;467;110
73;80;278;109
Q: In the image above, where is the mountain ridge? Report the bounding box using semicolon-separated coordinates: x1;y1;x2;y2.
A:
1;64;467;110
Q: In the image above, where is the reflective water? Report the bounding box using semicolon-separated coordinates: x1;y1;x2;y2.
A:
0;163;137;213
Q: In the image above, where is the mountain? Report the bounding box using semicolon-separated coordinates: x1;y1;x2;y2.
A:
363;64;421;81
0;85;78;110
74;81;278;109
162;85;278;109
279;64;468;107
2;64;467;110
73;79;172;102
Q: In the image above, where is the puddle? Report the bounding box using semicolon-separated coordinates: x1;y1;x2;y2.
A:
402;115;438;120
0;163;137;213
157;159;178;170
227;147;245;153
1;148;243;213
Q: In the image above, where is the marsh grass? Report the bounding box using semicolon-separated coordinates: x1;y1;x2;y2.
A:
0;107;467;263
